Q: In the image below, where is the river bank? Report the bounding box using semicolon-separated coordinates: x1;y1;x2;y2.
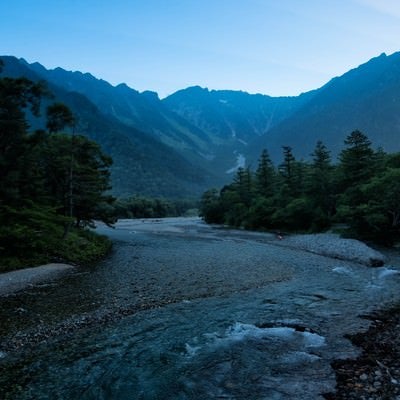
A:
326;305;400;399
0;226;388;298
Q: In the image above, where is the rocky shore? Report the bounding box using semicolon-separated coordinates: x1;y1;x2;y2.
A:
0;263;75;297
325;306;400;399
274;233;386;267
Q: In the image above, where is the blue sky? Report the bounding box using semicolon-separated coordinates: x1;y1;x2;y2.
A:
1;0;400;98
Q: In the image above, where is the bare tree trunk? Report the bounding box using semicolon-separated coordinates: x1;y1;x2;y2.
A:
63;125;75;239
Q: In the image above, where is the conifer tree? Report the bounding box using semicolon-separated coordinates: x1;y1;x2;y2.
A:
0;72;114;269
0;76;45;206
337;130;378;236
232;167;254;208
307;140;334;215
255;149;275;198
339;130;375;190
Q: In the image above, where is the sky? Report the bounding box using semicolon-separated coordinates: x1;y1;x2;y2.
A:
1;0;400;98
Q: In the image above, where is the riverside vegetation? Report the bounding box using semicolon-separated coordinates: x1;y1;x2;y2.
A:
200;131;400;246
0;63;199;271
0;62;114;271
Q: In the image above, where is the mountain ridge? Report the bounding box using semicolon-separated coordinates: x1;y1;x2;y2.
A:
1;56;215;198
249;51;400;162
2;51;400;197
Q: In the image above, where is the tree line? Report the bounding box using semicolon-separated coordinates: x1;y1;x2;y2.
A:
0;63;114;270
200;130;400;245
114;196;198;219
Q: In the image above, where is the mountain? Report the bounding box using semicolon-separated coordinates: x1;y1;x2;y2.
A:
18;60;315;175
249;52;400;163
23;61;217;171
3;51;400;197
163;86;316;171
1;56;214;198
163;86;315;142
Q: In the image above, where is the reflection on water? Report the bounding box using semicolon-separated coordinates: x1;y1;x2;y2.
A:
0;218;399;399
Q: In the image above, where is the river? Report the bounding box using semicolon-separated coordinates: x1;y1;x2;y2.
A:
0;217;399;399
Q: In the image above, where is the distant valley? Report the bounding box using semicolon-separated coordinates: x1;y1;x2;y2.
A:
2;51;400;198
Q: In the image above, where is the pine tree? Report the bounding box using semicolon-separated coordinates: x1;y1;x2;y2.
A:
255;149;275;198
0;73;114;269
279;146;295;182
278;146;305;198
337;130;378;235
232;167;253;208
307;141;334;215
0;76;45;206
339;130;375;189
46;103;75;133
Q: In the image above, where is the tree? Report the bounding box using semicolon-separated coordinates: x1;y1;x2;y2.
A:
339;130;376;190
306;141;335;219
46;102;75;133
255;149;275;198
198;127;399;244
247;196;276;230
0;72;114;269
46;103;77;234
0;77;46;206
41;133;113;228
271;197;314;231
354;168;400;243
72;136;113;226
199;188;224;224
232;167;254;208
336;131;377;229
278;146;306;197
279;146;296;183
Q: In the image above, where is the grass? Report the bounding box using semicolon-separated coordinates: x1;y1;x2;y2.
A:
0;227;112;273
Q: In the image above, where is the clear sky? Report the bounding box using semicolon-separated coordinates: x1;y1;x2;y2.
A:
1;0;399;98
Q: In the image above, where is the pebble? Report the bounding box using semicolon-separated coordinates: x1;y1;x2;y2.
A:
327;305;400;399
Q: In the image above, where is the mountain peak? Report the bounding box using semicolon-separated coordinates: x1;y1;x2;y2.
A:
141;90;160;101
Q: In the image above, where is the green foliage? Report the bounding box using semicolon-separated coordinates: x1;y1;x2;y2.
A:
114;196;198;219
0;74;114;270
305;141;335;217
352;168;400;243
55;228;112;266
46;102;75;133
0;204;66;270
271;197;315;231
338;130;376;191
0;221;110;273
39;133;114;226
246;197;276;230
199;131;400;245
255;149;275;197
0;77;46;206
199;189;224;224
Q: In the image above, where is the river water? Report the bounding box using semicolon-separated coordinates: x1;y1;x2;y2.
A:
0;217;399;399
